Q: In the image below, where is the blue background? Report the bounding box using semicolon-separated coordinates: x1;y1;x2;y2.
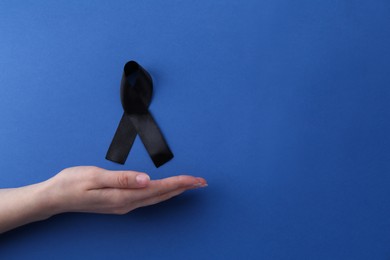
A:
0;0;389;259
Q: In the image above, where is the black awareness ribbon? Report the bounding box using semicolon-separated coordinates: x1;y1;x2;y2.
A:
106;61;174;167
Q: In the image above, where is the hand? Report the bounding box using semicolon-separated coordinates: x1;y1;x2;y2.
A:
45;166;207;215
0;166;207;233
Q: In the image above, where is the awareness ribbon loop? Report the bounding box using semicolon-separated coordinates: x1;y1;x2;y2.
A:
106;61;174;167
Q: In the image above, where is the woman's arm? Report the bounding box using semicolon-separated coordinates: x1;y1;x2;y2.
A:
0;166;207;234
0;182;53;234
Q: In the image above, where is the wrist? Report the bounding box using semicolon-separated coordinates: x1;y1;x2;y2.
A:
32;180;62;220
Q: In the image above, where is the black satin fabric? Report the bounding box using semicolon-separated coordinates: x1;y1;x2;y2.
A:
106;61;174;167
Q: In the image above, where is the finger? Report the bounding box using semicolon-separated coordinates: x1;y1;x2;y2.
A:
136;187;189;208
135;179;207;209
129;175;207;201
97;170;150;189
147;176;207;195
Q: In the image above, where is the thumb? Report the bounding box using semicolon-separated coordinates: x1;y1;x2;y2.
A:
97;170;150;189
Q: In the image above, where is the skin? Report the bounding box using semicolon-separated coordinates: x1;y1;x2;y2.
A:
0;166;207;234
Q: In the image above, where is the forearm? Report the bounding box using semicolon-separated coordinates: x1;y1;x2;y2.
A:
0;181;55;234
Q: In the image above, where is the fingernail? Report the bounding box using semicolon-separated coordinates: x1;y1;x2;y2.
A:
193;182;208;188
136;174;150;185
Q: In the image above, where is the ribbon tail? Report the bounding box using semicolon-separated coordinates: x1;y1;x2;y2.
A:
106;113;137;164
128;112;174;167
